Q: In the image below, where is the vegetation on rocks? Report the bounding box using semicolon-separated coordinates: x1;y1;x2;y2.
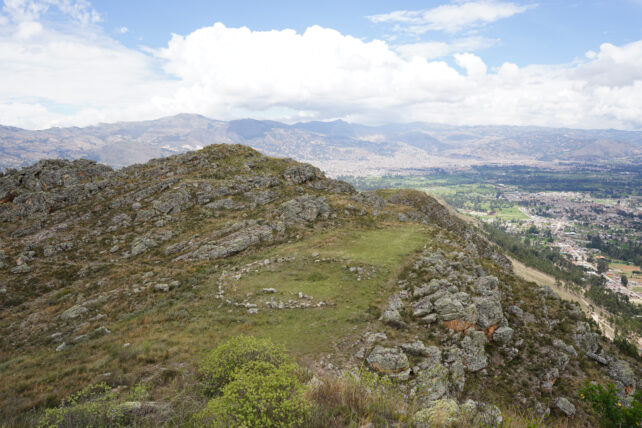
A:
0;143;640;427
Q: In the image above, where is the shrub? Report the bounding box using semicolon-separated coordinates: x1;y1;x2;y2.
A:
197;361;309;428
199;335;288;396
36;383;118;428
579;381;642;427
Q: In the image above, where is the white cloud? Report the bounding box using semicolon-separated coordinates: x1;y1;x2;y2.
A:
1;3;642;131
395;36;497;59
368;1;536;34
1;0;100;25
115;26;128;34
454;52;487;76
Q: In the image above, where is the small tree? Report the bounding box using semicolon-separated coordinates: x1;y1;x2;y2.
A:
597;258;609;274
579;381;642;427
621;275;629;287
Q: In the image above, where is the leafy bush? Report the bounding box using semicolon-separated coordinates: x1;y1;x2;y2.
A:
198;361;309;428
37;383;119;428
579;381;642;427
199;335;288;396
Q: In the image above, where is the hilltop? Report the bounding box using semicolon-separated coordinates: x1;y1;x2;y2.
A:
0;144;639;426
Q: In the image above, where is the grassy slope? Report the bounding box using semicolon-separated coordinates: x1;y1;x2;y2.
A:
0;222;429;418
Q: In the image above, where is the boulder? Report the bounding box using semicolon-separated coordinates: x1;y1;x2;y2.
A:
460;400;503;427
367;346;409;374
413;399;460;428
434;296;464;321
460;331;488;372
282;164;323;184
608;359;636;394
554;397;576;417
412;364;450;404
492;326;514;344
280;195;330;223
413;296;434;317
474;297;503;329
380;309;405;328
59;305;88;320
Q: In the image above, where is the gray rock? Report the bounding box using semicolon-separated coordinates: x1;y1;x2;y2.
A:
419;314;438;324
388;293;404;311
573;322;601;354
507;305;523;320
586;351;608;365
131;235;159;256
401;341;428;356
474;297;503;329
412;399;460;428
10;264;31;274
366;346;409;374
540;368;559;394
283;164;323;184
380;309;405;328
476;276;499;295
365;332;388;344
154;283;170;292
413;296;434;317
460;331;488;372
460;400;503;427
554;397;576;416
553;339;577;356
412;364;450;404
434;296;464;321
492;326;514;344
608;359;636;393
280;195;330;223
59;305;88;320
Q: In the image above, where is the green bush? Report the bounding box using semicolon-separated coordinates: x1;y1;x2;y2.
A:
200;335;288;396
580;381;642;427
198;361;309;428
37;383;119;428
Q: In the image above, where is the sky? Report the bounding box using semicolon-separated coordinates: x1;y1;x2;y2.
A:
1;0;642;130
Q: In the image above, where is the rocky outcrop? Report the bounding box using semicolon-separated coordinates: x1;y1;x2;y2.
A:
279;195;330;223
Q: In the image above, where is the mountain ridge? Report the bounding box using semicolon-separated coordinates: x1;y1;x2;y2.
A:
0;143;639;426
1;114;640;176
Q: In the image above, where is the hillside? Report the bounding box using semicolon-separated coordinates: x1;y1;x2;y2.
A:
0;144;640;426
1;115;641;176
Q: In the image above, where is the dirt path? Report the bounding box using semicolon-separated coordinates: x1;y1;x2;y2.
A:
509;257;616;340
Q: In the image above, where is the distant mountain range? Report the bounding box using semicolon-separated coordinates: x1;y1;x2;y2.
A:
1;114;641;176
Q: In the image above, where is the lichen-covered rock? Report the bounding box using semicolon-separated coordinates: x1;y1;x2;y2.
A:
460;400;503;427
434;296;464;321
413;296;434;317
280;195;329;223
380;309;405;328
553;339;577;356
282;164;323;184
59;305;88;320
554;397;576;416
366;346;409;374
401;341;428;356
413;399;460;428
608;359;636;394
492;326;514;344
460;330;488;372
474;296;503;329
412;364;450;404
573;321;601;354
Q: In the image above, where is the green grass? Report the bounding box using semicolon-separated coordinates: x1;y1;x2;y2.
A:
217;225;429;355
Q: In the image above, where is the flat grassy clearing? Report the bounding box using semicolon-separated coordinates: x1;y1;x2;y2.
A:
0;223;430;414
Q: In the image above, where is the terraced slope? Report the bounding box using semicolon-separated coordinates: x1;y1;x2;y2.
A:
0;144;639;426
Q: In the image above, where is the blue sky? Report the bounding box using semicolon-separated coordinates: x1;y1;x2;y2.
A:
1;0;642;130
98;0;642;67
